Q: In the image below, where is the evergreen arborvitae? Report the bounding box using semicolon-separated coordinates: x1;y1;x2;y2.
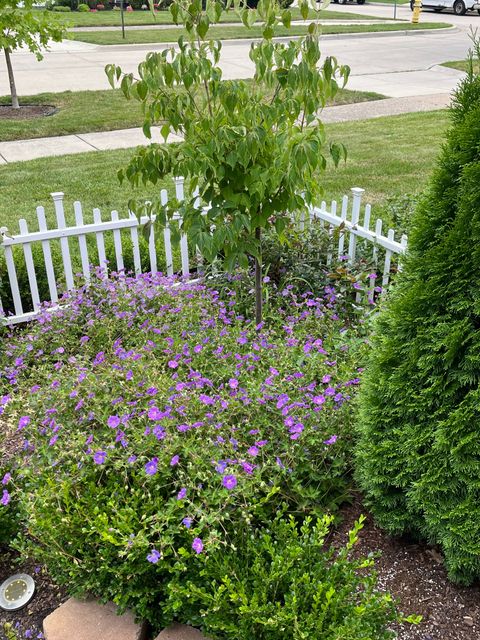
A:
355;56;480;585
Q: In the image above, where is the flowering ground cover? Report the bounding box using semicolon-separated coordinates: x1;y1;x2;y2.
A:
0;271;412;637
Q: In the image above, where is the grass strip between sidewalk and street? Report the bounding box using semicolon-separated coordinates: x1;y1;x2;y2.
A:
73;20;451;44
442;60;478;73
0;109;449;230
50;7;386;27
0;86;385;142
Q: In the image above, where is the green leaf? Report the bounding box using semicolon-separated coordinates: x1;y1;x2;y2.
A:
300;0;309;19
197;14;210;39
281;9;291;28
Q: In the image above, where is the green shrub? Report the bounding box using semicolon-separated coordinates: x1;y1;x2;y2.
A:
355;54;480;584
165;515;408;640
2;275;361;630
77;2;90;9
260;220;384;323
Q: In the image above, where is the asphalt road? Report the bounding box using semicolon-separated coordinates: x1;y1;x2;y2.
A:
0;2;477;98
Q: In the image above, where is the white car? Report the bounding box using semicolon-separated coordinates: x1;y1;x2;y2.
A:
410;0;480;14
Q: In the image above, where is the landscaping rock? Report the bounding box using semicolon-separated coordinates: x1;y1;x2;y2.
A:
155;623;209;640
43;598;147;640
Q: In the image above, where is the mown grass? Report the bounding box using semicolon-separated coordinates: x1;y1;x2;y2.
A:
0;86;385;142
0;109;449;231
73;20;448;43
442;60;478;73
48;6;384;27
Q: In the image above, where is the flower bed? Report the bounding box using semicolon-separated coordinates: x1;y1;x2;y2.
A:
0;273;407;637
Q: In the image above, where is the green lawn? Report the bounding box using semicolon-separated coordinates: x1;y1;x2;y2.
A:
0;86;384;142
73;20;449;43
442;60;477;73
0;109;449;230
50;7;384;27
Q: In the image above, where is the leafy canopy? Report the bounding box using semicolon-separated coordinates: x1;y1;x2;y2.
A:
106;0;349;271
0;0;66;57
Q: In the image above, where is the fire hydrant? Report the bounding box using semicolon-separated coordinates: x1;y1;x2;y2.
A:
412;0;422;23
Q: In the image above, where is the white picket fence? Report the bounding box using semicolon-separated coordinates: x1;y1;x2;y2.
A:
0;180;408;325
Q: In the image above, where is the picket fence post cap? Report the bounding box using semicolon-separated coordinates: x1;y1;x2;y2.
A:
351;187;365;195
50;192;65;202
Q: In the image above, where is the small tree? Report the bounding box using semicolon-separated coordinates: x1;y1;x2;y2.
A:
0;0;66;109
107;0;348;323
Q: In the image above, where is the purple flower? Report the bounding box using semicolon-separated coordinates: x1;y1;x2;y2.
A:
147;549;161;564
312;395;325;405
247;446;259;457
168;360;178;369
2;473;11;485
107;415;121;429
222;474;237;490
145;457;158;476
228;378;239;389
192;537;204;554
177;487;187;500
148;406;162;421
18;416;31;430
170;455;180;466
324;435;338;445
182;517;193;528
1;489;10;506
93;450;107;464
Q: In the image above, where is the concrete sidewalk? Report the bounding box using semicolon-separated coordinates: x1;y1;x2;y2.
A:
0;93;451;165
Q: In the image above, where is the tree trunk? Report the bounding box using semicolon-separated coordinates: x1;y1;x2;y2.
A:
254;226;262;326
4;48;19;109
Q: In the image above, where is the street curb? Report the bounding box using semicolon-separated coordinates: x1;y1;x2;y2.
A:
82;24;456;50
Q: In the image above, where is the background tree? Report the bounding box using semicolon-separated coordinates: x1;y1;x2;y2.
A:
0;0;66;109
107;0;348;323
355;46;480;585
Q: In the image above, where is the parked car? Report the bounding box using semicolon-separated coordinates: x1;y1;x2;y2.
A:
409;0;480;14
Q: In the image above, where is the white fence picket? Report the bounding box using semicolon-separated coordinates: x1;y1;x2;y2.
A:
161;189;174;276
373;219;383;266
174;176;190;276
93;208;107;278
51;192;74;291
326;200;336;267
337;195;348;258
3;242;23;317
148;216;157;274
74;201;91;283
129;211;142;275
110;211;124;273
348;188;364;265
0;181;408;325
37;206;58;303
18;219;41;312
382;229;396;288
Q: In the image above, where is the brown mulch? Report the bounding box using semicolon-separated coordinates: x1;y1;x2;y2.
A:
0;105;57;121
330;497;480;640
0;549;67;639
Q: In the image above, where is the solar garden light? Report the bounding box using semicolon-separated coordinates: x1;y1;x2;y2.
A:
0;574;35;612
